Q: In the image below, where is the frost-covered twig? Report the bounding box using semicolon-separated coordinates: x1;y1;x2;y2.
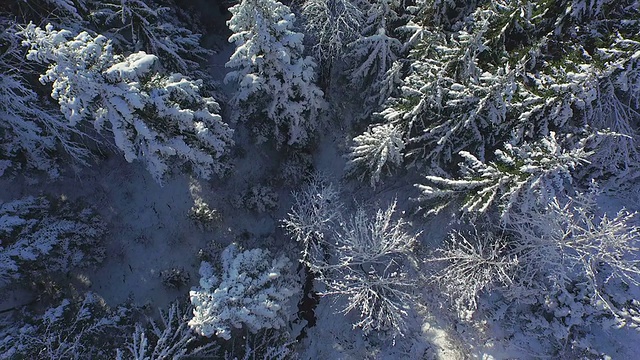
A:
431;228;518;319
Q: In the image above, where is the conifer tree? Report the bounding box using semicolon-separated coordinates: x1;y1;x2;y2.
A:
189;244;298;340
226;0;325;145
20;24;234;183
346;0;403;115
371;0;639;184
0;196;106;289
302;0;365;83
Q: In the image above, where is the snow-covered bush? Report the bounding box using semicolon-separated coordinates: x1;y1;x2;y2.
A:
189;199;221;230
416;134;589;220
116;302;218;360
345;122;405;187
20;24;234;183
160;267;191;289
225;0;325;145
188;244;298;340
0;196;106;289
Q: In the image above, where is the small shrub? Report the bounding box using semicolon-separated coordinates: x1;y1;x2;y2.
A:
244;186;279;213
160;267;191;289
189;199;221;230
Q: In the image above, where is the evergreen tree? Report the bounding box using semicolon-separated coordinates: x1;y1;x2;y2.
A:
416;133;589;220
90;0;213;76
20;24;234;183
0;19;91;177
226;0;325;145
0;293;131;359
345;122;405;187
367;0;639;185
189;244;298;340
345;0;403;116
301;0;365;83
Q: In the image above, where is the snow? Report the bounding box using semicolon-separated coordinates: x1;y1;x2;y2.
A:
104;52;158;81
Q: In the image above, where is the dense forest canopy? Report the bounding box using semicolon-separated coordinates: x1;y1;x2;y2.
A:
1;0;639;358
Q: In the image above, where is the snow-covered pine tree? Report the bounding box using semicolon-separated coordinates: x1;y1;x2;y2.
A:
0;73;55;177
42;0;88;20
377;0;640;181
0;19;92;178
0;196;106;289
20;24;234;183
417;0;480;30
225;0;325;145
345;0;403;116
301;0;365;84
379;9;518;171
188;244;298;340
0;292;126;359
345;122;405;187
13;0;88;27
575;40;640;188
